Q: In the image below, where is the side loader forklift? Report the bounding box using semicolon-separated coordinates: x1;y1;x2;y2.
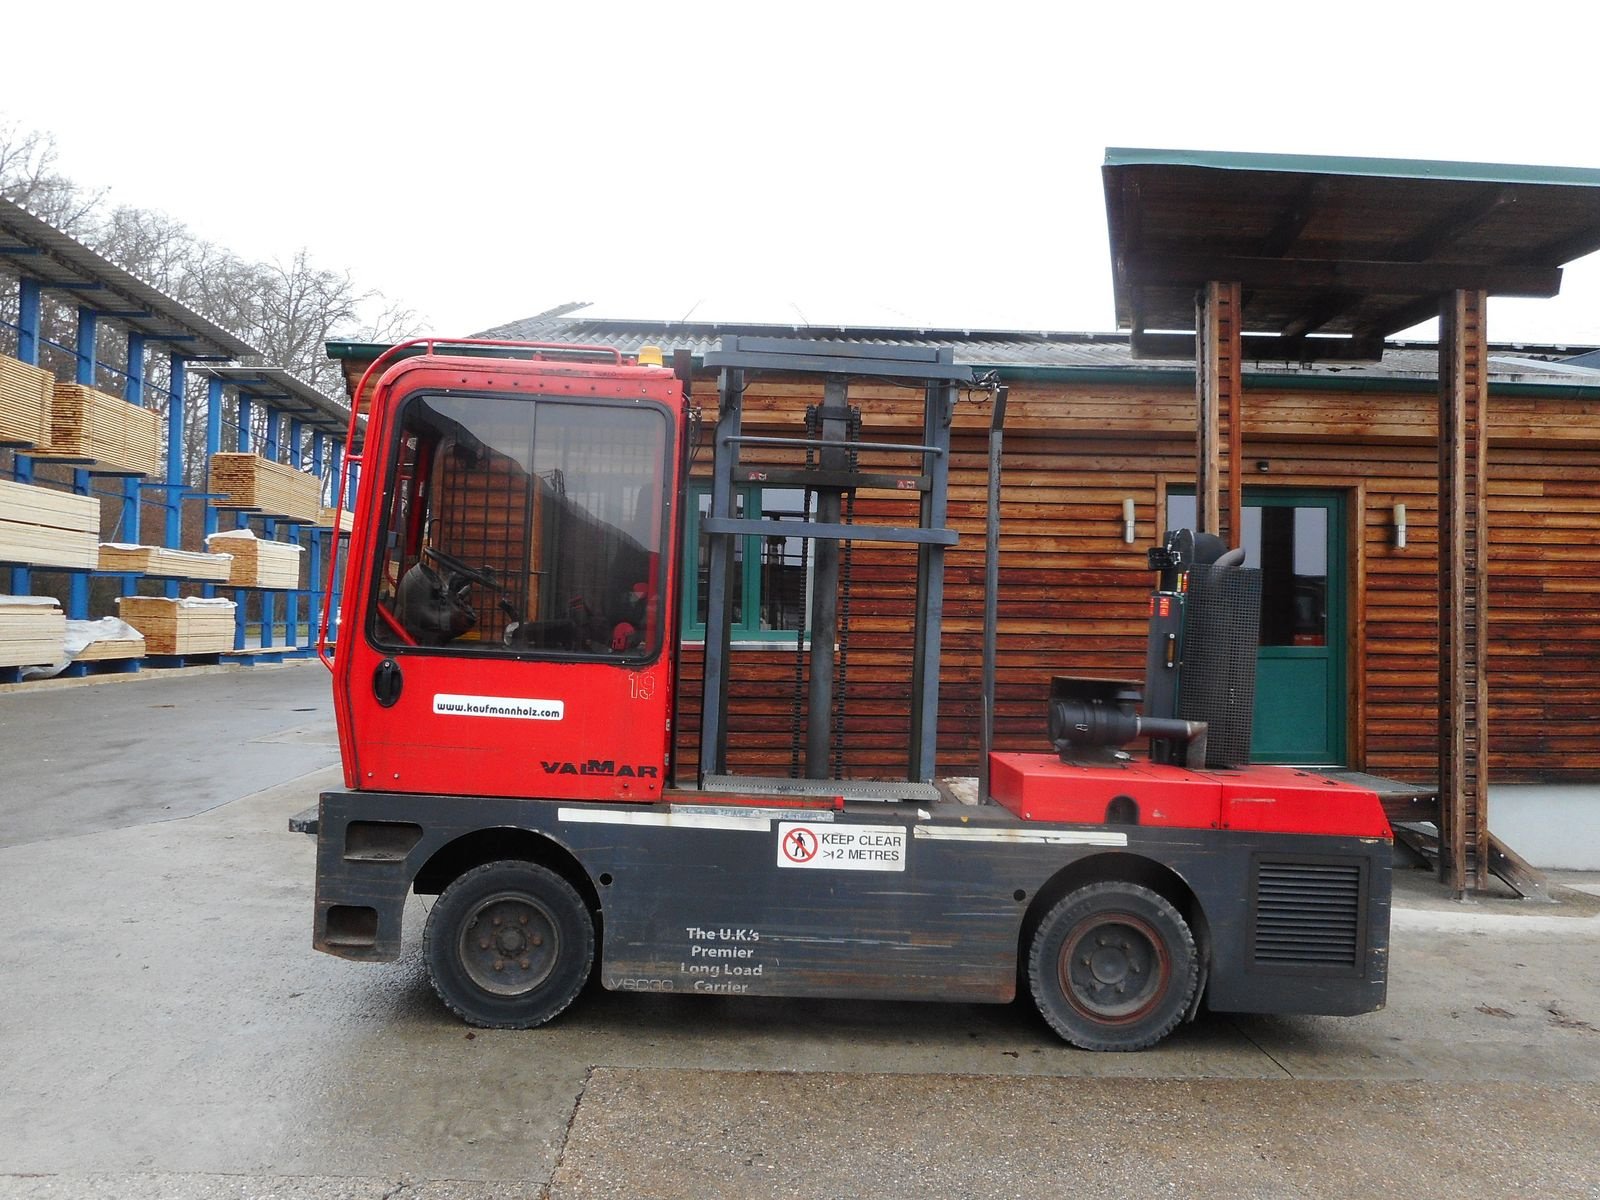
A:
307;336;1389;1051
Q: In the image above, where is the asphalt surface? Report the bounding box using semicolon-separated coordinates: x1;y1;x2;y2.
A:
1;663;1598;1198
0;663;339;847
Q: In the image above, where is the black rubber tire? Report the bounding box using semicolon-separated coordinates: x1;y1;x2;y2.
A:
423;860;595;1029
1027;881;1199;1051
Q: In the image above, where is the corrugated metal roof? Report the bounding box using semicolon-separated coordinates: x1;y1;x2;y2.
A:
475;313;1194;369
0;196;260;360
473;311;1598;387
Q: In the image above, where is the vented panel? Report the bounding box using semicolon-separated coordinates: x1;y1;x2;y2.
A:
1177;564;1262;767
1252;858;1365;971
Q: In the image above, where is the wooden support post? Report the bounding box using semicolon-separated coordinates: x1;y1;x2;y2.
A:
1195;281;1243;545
1438;288;1491;895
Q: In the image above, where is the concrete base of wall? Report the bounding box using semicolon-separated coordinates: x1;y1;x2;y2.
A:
1492;785;1600;871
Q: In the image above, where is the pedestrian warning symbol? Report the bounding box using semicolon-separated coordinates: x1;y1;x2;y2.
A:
781;826;819;863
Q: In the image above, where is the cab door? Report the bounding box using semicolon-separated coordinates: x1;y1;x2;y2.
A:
336;360;680;802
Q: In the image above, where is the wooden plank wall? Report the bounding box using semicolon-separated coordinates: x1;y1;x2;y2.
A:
672;372;1600;784
436;449;530;646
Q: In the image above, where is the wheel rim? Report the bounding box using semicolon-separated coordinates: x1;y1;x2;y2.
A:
1059;912;1170;1025
457;890;561;997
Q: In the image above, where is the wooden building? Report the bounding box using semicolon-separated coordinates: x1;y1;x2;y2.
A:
329;150;1600;889
331;323;1600;860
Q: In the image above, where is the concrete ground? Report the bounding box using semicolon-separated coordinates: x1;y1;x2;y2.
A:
1;662;1598;1199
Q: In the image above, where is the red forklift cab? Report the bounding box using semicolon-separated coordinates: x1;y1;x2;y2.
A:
330;344;687;804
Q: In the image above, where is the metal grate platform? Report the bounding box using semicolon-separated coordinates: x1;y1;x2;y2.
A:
1321;770;1439;824
700;774;941;803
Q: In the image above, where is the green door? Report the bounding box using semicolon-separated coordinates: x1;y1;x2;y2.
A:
1167;489;1347;765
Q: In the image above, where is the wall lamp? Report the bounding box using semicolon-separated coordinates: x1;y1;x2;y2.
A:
1122;497;1137;544
1393;503;1408;550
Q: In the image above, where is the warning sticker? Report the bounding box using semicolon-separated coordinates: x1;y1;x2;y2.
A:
777;822;906;872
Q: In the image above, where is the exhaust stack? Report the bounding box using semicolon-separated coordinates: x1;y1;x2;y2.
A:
1143;529;1261;768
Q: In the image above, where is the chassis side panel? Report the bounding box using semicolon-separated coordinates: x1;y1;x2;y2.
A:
313;790;1389;1016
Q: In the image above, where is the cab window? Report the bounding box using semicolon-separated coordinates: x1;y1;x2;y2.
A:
370;392;668;659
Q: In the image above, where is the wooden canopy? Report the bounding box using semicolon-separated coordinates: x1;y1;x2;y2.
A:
1104;148;1600;361
1103;148;1600;897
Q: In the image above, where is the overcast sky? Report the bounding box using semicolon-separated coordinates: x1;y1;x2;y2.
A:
4;0;1600;346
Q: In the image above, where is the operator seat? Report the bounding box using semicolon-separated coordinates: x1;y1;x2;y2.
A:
395;559;477;647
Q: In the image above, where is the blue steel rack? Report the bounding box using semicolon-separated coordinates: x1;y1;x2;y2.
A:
0;200;356;675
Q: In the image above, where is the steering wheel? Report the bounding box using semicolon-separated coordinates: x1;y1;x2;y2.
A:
422;545;501;592
423;546;520;623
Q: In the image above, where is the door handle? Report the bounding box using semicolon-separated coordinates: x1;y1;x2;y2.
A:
373;658;403;708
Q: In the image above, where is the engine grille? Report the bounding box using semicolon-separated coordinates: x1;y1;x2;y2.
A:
1252;858;1366;971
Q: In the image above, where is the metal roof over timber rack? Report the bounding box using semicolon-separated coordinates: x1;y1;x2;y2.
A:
0;196;260;362
196;364;353;438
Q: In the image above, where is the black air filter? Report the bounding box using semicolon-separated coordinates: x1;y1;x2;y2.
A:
1176;564;1262;768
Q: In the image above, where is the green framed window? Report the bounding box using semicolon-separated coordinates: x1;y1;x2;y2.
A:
682;484;811;641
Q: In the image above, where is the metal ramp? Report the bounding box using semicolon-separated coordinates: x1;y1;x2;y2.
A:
1323;770;1551;902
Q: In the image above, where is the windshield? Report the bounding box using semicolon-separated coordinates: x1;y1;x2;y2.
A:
369;391;669;660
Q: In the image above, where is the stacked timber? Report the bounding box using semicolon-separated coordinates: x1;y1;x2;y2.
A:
208;453;323;522
33;383;163;476
66;616;145;662
0;595;66;667
116;596;235;655
316;506;353;533
0;354;54;446
0;479;100;569
97;543;234;582
206;529;303;589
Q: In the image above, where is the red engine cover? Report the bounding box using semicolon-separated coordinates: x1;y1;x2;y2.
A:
988;753;1390;839
1211;765;1391;838
988;754;1222;828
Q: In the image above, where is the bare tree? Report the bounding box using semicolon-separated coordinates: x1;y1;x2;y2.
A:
0;119;103;234
2;113;419;489
96;205;200;296
3;114;417;390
